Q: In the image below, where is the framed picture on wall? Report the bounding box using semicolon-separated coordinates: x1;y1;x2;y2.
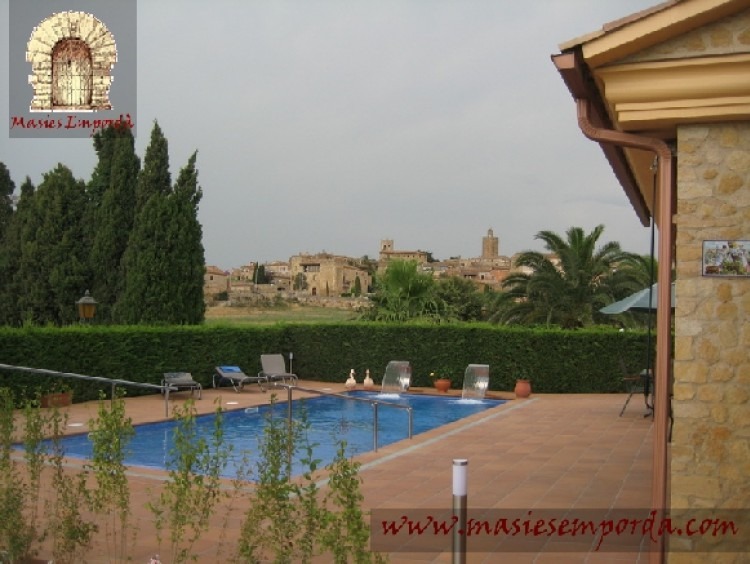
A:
702;240;750;277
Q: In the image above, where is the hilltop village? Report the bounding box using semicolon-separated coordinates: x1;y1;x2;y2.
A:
204;229;538;305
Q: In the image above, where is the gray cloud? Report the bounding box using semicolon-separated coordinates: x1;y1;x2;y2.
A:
1;0;659;268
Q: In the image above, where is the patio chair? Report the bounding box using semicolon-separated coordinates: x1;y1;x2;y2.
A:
618;357;652;417
259;354;298;385
162;372;202;399
213;365;267;392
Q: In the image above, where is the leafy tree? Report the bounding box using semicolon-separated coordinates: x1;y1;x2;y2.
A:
356;255;378;291
491;225;634;328
433;276;484;321
88;125;141;322
356;255;378;275
361;259;440;322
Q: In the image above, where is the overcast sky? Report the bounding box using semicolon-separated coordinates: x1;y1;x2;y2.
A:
1;0;661;269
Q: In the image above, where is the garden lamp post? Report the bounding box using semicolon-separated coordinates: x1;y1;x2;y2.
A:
76;290;98;323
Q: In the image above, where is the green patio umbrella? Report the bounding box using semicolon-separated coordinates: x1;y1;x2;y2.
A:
599;283;675;314
600;282;675;416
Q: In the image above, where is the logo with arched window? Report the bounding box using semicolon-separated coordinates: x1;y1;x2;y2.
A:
27;11;117;112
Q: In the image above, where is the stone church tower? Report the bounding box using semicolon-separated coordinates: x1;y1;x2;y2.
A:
481;229;498;259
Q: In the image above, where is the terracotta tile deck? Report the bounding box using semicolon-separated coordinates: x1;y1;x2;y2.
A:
26;383;655;563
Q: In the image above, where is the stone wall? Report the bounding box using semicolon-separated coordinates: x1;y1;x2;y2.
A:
671;122;750;556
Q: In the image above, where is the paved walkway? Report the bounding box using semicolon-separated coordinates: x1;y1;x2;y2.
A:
23;383;655;563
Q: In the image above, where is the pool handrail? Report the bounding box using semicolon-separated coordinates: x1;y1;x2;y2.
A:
0;363;178;417
271;382;413;453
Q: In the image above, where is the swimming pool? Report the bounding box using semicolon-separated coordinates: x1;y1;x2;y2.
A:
54;391;505;478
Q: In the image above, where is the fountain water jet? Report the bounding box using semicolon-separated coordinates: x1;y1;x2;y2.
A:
380;361;411;396
461;364;489;401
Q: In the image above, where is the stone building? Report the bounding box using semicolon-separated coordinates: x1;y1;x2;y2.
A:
423;229;513;289
482;228;499;259
203;265;229;297
289;253;372;297
554;0;750;560
225;261;292;297
224;263;256;296
264;261;292;291
377;239;429;268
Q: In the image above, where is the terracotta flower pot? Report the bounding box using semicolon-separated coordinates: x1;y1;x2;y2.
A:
434;378;451;393
514;379;531;399
40;391;73;408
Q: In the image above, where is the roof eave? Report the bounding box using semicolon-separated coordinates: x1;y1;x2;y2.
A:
552;51;651;226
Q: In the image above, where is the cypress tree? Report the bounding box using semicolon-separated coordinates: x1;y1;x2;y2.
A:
16;165;89;325
0;163;13;241
1;177;35;325
0;164;17;325
89;125;140;321
87;125;118;211
117;122;171;323
135;121;170;211
116;192;173;324
254;264;268;284
168;151;206;324
115;121;208;325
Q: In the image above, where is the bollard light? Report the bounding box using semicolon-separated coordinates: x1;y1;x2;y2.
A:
452;458;468;563
453;458;468;496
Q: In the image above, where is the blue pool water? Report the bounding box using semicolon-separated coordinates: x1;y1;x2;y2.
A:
54;391;505;478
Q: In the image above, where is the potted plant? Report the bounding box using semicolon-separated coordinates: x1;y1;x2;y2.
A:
40;382;73;408
513;368;531;399
430;371;451;393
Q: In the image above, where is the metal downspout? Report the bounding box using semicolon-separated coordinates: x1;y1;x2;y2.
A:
576;98;673;563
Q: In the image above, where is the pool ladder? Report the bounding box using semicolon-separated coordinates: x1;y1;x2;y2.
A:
272;383;413;453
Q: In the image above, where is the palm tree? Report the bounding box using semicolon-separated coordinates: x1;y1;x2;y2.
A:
491;225;635;328
610;253;657;293
361;259;440;322
605;253;677;329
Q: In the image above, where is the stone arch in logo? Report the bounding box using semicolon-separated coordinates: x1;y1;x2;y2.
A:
27;11;117;112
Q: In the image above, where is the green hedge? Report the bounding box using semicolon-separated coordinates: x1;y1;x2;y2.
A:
0;323;654;403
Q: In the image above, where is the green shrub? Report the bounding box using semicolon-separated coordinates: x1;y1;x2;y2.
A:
0;323;654;403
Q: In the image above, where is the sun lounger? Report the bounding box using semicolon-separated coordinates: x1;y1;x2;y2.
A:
259;354;298;385
162;372;202;399
213;365;267;392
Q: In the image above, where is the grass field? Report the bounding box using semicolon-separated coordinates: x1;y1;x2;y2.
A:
204;304;360;325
